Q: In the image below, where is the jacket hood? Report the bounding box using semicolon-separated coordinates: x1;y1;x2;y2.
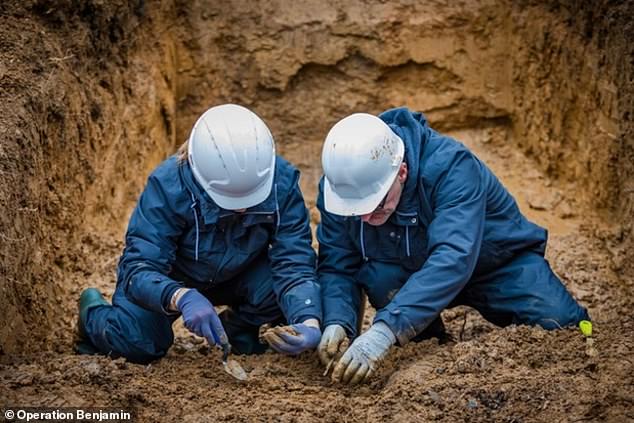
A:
379;107;430;216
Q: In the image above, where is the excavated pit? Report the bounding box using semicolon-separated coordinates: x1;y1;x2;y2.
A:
0;0;632;421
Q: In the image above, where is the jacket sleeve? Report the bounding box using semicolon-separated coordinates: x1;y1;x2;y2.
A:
316;180;364;337
374;152;486;345
268;170;322;325
118;173;186;315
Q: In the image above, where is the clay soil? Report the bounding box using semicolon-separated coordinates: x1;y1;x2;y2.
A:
1;1;633;422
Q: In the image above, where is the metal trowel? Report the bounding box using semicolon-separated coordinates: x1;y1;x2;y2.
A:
221;342;248;381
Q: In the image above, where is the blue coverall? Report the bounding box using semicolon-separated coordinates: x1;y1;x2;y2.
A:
84;155;321;363
317;108;589;345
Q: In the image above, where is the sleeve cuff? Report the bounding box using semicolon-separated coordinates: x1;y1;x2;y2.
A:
125;271;183;316
280;281;322;325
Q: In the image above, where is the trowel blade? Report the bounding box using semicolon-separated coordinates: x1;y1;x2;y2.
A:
223;358;248;381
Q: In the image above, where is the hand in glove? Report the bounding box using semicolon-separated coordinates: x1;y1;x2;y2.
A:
177;289;229;347
331;322;396;385
318;324;350;366
263;319;321;355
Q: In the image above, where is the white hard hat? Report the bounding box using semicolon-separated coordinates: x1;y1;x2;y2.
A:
188;104;276;210
322;113;405;216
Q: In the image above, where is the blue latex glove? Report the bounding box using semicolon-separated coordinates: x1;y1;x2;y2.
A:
264;323;322;355
332;322;396;385
177;289;228;347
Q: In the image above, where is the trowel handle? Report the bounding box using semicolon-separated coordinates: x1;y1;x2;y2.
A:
221;342;232;362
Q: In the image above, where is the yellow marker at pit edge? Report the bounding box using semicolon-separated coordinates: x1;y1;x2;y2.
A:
579;320;592;337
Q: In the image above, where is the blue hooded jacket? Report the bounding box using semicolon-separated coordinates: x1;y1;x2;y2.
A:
317;108;547;345
117;154;321;325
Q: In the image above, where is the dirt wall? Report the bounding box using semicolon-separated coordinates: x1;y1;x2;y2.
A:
0;0;178;354
0;0;631;355
171;0;514;203
510;0;634;277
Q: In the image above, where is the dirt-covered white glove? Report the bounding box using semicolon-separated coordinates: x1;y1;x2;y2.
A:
318;324;349;366
331;322;396;385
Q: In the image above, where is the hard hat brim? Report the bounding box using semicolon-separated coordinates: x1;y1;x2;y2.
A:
207;171;274;210
323;170;397;217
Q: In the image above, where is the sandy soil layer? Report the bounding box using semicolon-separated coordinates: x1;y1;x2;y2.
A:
2;128;632;422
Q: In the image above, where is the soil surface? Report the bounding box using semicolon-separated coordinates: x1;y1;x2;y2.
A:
1;1;633;422
2;127;632;422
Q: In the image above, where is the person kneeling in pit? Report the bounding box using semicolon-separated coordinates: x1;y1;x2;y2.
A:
317;108;590;384
76;104;321;363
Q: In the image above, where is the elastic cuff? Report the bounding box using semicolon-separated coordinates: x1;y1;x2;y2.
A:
324;319;356;339
300;317;321;328
374;313;417;346
161;283;183;316
371;321;397;344
291;314;321;326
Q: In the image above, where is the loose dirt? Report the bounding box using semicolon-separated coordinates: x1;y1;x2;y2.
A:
1;1;632;422
2;125;631;422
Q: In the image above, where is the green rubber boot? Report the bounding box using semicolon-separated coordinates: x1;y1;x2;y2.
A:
75;288;110;355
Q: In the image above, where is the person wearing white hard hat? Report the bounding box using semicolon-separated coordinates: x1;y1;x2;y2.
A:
76;104;321;363
317;108;590;384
